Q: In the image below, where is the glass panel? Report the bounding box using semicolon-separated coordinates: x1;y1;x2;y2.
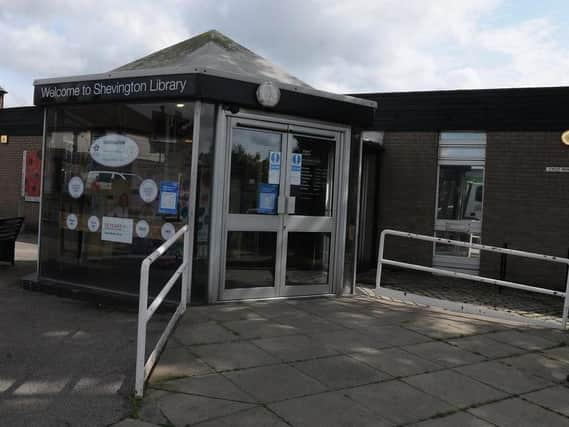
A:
229;128;282;215
225;231;277;289
435;231;481;258
39;103;195;299
439;132;487;145
437;166;484;221
439;146;485;161
289;135;334;216
286;232;331;285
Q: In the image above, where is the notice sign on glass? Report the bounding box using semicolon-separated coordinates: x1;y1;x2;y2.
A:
159;181;179;215
268;151;281;184
290;153;302;186
258;183;278;214
101;216;133;244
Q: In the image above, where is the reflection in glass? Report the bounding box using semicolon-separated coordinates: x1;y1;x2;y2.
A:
229;128;282;215
437;166;484;221
286;232;330;285
225;231;277;288
290;135;334;216
435;231;481;258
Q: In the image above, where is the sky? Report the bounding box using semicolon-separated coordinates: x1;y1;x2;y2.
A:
1;0;569;107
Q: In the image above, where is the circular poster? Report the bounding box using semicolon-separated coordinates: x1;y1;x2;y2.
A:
68;176;84;199
66;213;78;230
161;222;176;240
87;216;100;232
139;179;158;203
135;220;150;238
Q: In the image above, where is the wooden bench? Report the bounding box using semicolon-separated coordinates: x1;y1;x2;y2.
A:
0;217;24;266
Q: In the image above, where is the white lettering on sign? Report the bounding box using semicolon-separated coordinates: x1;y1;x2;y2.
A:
545;166;569;173
101;216;133;244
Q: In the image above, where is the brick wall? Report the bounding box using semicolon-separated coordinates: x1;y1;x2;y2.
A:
481;131;569;290
0;135;42;231
377;132;438;266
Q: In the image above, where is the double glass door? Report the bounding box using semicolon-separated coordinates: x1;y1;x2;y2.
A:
221;118;338;300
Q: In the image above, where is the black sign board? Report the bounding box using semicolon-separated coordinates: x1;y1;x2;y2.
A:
34;74;196;105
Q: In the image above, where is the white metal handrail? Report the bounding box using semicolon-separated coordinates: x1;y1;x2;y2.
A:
376;229;569;329
135;225;190;397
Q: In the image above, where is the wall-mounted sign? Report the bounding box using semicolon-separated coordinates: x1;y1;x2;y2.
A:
562;131;569;146
290;153;302;186
161;222;176;240
22;149;41;202
90;134;139;167
34;75;193;105
66;213;78;230
87;216;100;232
0;135;7;144
257;81;280;107
545;166;569;173
101;216;133;244
135;220;150;238
158;181;179;215
258;183;278;214
68;176;84;198
139;179;158;203
268;151;281;184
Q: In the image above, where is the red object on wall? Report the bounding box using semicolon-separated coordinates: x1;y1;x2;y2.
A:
24;149;42;201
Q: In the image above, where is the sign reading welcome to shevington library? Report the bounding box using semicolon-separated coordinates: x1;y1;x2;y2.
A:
34;74;196;105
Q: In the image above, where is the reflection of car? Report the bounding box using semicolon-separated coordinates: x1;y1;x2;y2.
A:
86;171;143;191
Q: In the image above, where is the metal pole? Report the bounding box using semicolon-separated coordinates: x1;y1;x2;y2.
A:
562;263;569;329
181;228;189;312
375;229;386;290
135;260;150;398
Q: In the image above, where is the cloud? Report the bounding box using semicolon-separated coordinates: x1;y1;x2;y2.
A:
1;0;568;106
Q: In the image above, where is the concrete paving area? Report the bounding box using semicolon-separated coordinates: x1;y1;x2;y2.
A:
116;297;569;427
0;241;167;427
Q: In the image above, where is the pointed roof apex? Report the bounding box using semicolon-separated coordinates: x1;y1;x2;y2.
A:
113;30;310;88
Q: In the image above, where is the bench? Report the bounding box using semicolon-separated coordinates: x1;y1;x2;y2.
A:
0;217;24;266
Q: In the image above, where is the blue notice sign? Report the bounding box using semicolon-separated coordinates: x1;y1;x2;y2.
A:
268;151;281;184
158;181;179;215
258;183;278;214
290;153;302;185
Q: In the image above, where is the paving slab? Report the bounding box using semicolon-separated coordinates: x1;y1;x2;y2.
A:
361;325;432;347
447;334;524;358
293;354;390;389
156;392;255;426
152;372;256;402
223;364;326;403
194;304;265;322
269;391;390;427
487;330;558;350
543;346;569;364
469;397;569;427
253;334;338;362
522;385;569;417
501;353;569;382
194;407;289;427
190;341;279;371
455;360;553;394
404;316;491;339
173;320;238;345
222;318;300;339
404;370;507;408
349;347;443;377
402;341;485;367
112;419;160;427
409;411;493;426
346;379;454;425
149;345;212;383
308;329;385;353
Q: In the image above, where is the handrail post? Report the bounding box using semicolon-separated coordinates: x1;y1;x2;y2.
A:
135;260;150;398
562;264;569;329
375;229;386;290
181;227;190;311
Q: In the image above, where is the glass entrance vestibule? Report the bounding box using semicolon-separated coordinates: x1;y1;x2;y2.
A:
210;114;350;301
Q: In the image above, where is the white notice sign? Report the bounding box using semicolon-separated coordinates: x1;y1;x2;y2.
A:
101;216;133;244
268;151;281;184
290;153;302;186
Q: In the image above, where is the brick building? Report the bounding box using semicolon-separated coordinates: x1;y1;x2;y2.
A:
0;93;44;231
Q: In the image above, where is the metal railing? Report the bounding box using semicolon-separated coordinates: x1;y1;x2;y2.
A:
376;229;569;329
135;225;190;397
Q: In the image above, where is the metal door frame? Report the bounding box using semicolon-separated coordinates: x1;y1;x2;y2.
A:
209;108;350;302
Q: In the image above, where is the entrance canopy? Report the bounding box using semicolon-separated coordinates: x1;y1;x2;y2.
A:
33;30;376;125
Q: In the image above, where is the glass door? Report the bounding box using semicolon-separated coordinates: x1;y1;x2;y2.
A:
220;118;339;300
433;133;486;273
